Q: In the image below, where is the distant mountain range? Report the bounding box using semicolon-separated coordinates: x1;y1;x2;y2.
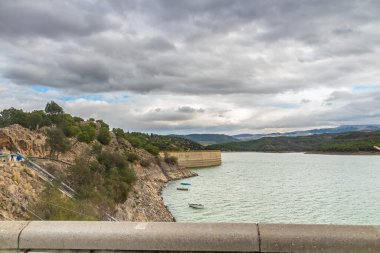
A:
175;125;380;145
233;125;380;140
172;134;238;146
207;130;380;153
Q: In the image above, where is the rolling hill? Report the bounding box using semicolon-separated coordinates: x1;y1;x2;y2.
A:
172;134;238;146
207;131;380;153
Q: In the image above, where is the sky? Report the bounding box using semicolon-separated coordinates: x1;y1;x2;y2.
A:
0;0;380;135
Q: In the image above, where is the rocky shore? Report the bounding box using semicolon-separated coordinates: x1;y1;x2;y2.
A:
115;148;197;221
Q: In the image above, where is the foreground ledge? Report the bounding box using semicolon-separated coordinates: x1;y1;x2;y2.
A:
0;221;379;252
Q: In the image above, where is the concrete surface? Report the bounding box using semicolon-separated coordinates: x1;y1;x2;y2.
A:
19;221;259;252
1;221;379;252
0;221;29;249
259;223;380;253
159;150;222;168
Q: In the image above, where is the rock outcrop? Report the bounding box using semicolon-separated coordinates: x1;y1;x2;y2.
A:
0;125;47;157
0;162;44;220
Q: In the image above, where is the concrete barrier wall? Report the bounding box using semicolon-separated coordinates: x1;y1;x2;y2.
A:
160;150;221;168
1;221;379;252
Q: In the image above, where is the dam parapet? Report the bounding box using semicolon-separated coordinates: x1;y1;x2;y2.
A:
1;221;379;252
159;150;221;168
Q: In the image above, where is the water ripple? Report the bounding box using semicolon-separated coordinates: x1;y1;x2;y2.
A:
162;152;380;224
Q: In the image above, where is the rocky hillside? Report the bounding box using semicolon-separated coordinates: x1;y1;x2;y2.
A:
0;162;44;220
0;124;196;221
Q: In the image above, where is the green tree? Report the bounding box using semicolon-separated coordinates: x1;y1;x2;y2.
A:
45;101;64;125
45;101;64;115
0;108;27;127
27;110;51;130
46;128;71;159
112;128;125;138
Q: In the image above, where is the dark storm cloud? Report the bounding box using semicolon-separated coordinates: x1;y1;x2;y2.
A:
1;0;379;95
1;0;380;134
177;106;204;113
0;1;114;38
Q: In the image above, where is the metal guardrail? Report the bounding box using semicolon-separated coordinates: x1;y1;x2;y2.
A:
0;221;379;252
23;157;76;198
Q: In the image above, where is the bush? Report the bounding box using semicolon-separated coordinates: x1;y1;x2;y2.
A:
77;124;96;143
62;124;80;137
91;143;103;156
125;152;139;162
73;116;84;123
112;128;125;138
30;186;99;221
164;155;178;165
144;144;159;156
97;151;128;172
66;150;136;208
96;120;109;129
97;127;111;145
140;159;151;167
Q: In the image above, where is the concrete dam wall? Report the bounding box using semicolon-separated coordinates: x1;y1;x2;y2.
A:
160;150;221;168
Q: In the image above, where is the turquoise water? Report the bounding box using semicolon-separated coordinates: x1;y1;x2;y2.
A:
162;152;380;224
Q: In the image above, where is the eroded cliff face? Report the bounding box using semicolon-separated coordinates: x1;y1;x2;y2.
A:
0;124;196;221
0;125;47;157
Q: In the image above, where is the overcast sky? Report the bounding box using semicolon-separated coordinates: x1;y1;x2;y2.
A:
1;0;380;134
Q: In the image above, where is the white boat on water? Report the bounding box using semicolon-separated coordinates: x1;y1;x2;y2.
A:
189;203;204;209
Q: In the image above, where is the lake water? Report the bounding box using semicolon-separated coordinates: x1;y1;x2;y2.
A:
162;152;380;224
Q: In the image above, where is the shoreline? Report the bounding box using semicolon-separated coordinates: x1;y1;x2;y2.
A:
220;150;380;155
159;172;197;222
306;151;380;156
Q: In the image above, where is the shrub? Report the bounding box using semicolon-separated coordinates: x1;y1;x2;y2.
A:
30;186;99;221
73;116;84;123
112;128;125;138
164;155;178;165
140;159;151;167
97;127;111;145
97;151;128;172
77;124;96;143
96;120;109;129
125;152;139;162
144;144;159;156
66;150;136;207
91;143;103;156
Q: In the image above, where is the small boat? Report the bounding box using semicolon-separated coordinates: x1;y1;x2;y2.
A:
189;203;204;209
177;187;189;191
181;182;191;186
